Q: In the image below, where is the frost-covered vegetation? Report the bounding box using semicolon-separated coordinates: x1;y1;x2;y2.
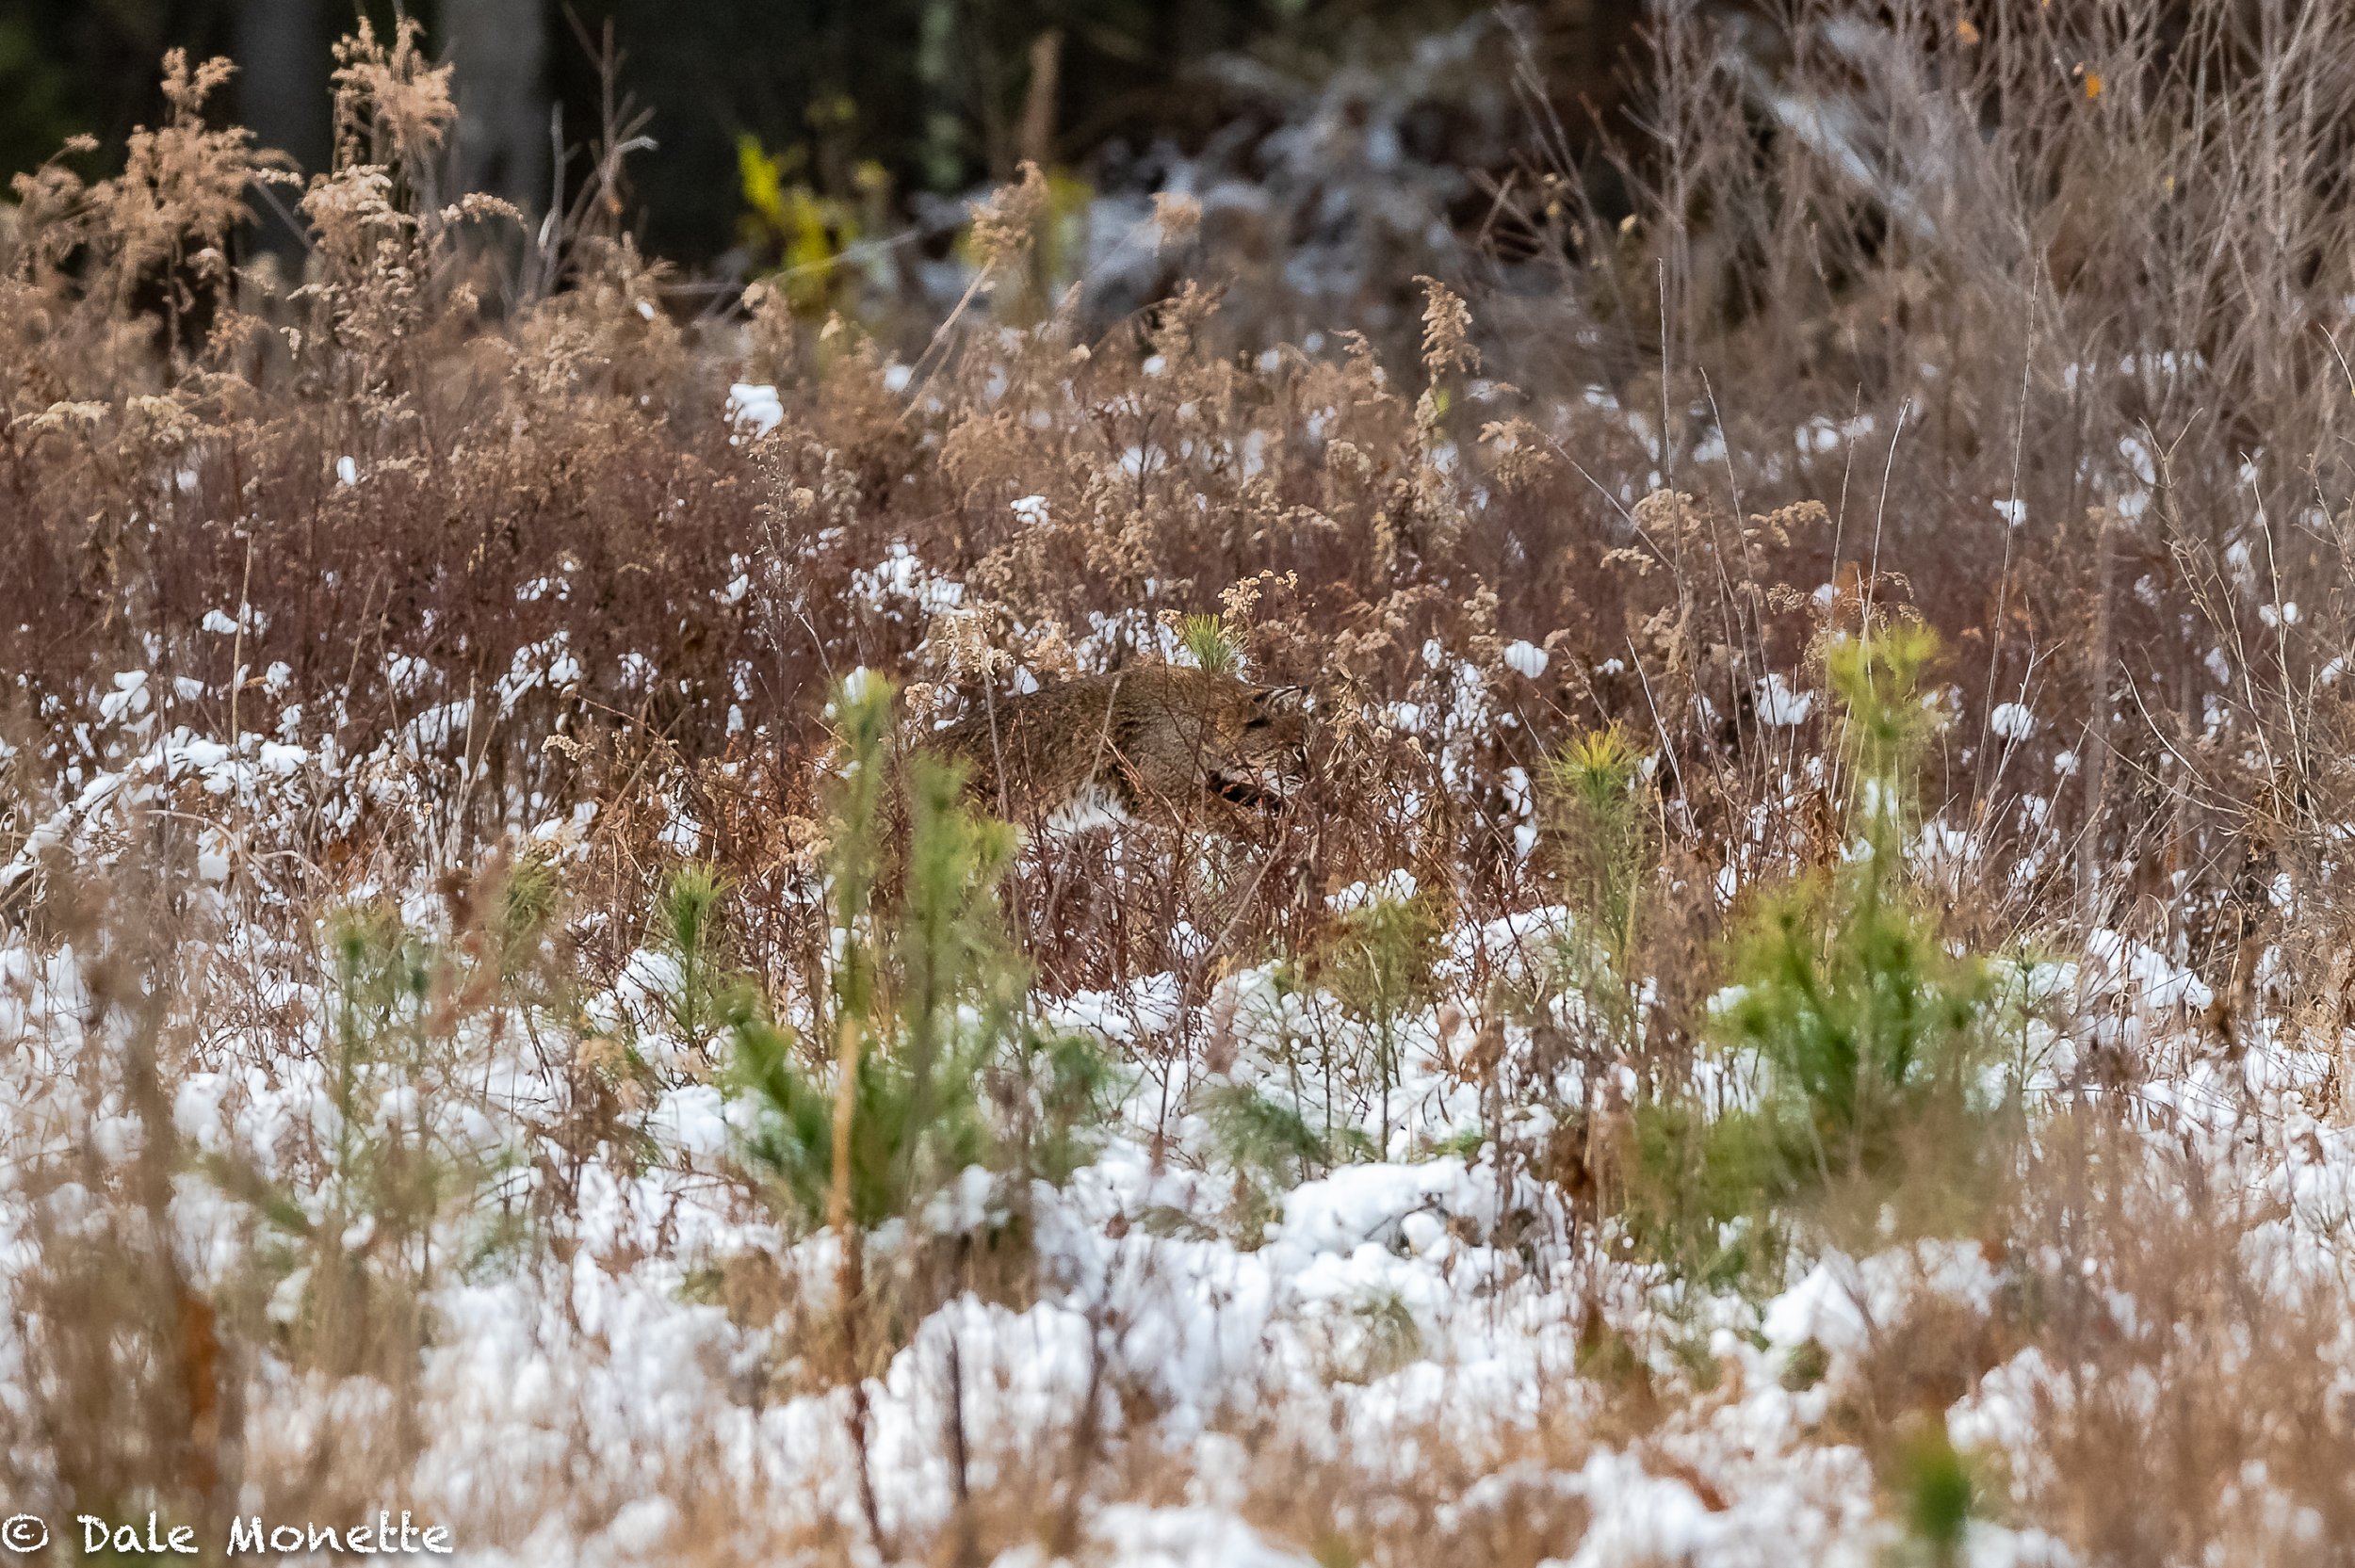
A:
9;5;2355;1564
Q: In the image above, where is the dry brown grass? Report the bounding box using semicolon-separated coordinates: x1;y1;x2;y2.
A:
8;5;2355;1562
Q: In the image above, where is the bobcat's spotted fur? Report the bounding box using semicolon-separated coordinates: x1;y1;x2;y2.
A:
930;668;1309;835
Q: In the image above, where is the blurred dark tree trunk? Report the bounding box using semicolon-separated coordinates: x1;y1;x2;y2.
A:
448;0;552;213
235;0;331;257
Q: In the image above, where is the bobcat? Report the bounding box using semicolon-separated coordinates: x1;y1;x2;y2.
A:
928;668;1310;836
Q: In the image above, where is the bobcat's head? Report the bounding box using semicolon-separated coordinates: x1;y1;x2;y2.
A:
1189;679;1312;824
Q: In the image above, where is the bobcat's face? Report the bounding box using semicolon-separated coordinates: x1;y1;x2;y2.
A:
1193;683;1311;822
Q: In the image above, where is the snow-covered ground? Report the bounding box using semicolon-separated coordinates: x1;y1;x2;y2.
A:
3;659;2349;1567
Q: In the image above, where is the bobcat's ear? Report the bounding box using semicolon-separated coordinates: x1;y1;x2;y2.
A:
1250;683;1307;711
